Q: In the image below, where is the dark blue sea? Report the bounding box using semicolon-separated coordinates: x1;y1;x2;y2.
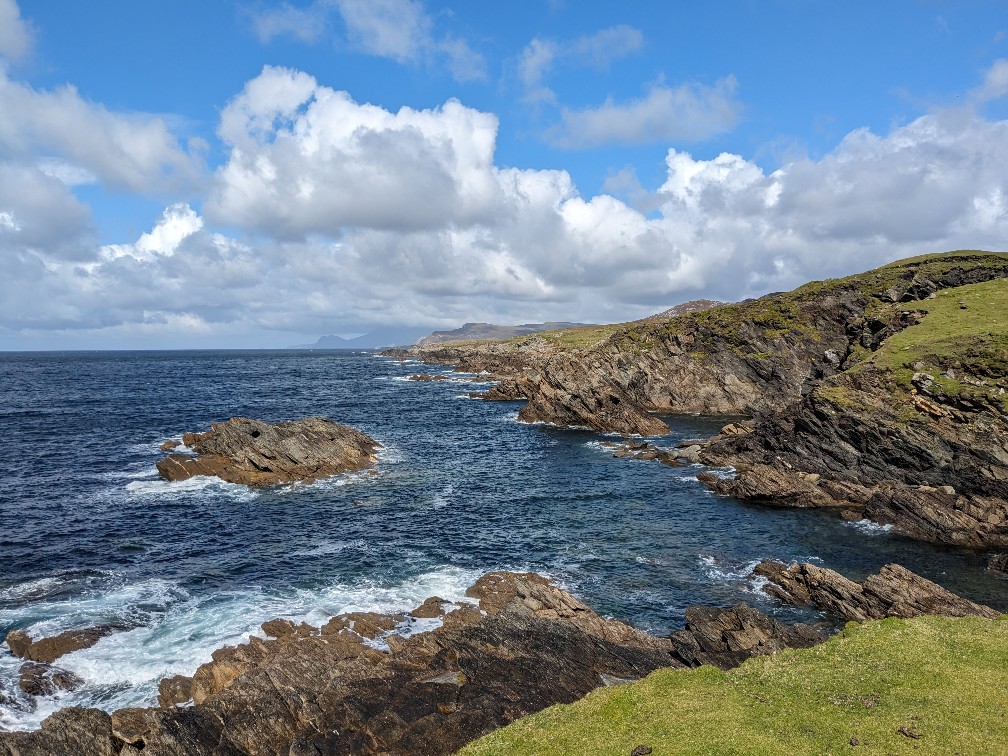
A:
1;350;1004;729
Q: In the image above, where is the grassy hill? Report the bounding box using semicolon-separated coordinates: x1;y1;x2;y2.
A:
462;614;1008;755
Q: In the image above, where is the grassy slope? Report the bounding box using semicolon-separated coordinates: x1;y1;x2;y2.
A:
462;615;1008;756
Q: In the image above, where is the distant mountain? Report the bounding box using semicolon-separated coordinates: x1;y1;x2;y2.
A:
293;326;432;350
414;321;595;347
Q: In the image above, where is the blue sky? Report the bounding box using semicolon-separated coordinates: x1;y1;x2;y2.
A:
1;0;1007;348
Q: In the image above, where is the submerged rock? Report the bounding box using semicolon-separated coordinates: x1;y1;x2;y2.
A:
754;561;1000;621
156;416;380;487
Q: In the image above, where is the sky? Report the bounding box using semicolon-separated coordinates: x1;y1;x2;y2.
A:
1;1;1008;349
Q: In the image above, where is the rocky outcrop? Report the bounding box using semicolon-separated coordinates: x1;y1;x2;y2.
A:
668;604;827;669
754;561;1000;621
5;625;124;664
699;360;1008;546
1;573;677;756
156;417;380;487
4;567;996;755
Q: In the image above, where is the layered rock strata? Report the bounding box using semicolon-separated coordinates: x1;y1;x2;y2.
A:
1;571;847;756
399;253;1008;547
156;416;380;487
754;561;1001;621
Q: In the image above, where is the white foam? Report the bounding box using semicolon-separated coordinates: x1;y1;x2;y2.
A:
697;555;770;597
123;476;258;502
846;518;894;535
0;566;484;731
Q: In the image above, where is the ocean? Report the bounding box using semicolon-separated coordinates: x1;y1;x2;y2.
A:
1;349;1004;730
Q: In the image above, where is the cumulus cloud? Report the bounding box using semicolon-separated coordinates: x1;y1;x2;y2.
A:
5;61;1008;348
207;66;504;235
547;76;741;148
0;70;204;193
519;25;643;103
0;0;32;62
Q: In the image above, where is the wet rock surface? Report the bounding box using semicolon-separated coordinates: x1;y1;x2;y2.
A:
156;416;380;487
5;625;124;664
0;573;677;756
754;561;1001;621
1;567;996;755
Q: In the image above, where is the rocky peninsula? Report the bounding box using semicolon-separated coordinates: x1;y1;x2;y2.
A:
2;565;996;755
156;417;380;487
396;251;1008;548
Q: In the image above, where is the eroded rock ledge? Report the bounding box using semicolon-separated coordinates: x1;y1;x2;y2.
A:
156;416;380;487
755;560;1001;621
1;570;887;756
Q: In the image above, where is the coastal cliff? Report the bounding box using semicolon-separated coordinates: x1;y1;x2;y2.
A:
398;251;1008;546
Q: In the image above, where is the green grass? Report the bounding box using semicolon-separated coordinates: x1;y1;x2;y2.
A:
866;277;1008;410
461;615;1008;756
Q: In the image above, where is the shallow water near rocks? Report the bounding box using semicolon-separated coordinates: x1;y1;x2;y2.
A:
0;350;1004;730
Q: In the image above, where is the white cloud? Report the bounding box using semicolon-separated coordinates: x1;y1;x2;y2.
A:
247;0;486;83
0;70;204;192
248;2;327;44
208;66;504;235
972;58;1008;103
0;0;32;62
101;203;203;262
548;77;741;148
5;63;1008;348
336;0;430;62
518;25;643;103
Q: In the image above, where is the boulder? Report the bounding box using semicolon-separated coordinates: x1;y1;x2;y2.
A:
156;416;380;487
754;561;1000;621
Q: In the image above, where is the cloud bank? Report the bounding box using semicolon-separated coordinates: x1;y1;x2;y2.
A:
2;55;1007;347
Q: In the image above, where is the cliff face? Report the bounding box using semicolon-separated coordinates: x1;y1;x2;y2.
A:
402;251;1008;547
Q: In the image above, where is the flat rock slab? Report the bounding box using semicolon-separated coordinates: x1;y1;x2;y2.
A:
156;416;380;487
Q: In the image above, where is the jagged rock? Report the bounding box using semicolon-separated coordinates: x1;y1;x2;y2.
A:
4;629;32;658
159;439;180;452
2;572;677;756
156;416;380;487
410;596;448;619
754;561;1000;621
157;674;192;708
0;708;124;756
18;662;84;696
668;604;827;669
400;253;1008;548
6;625;124;664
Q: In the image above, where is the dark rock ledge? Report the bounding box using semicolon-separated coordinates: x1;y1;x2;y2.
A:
156;417;380;487
2;566;998;755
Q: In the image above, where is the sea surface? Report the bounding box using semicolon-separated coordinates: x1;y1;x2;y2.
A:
1;349;1004;730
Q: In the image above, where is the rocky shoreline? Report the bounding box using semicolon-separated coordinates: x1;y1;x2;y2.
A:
2;564;997;755
393;252;1008;549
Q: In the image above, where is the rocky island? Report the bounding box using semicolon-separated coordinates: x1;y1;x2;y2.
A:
156;417;380;487
397;251;1008;548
